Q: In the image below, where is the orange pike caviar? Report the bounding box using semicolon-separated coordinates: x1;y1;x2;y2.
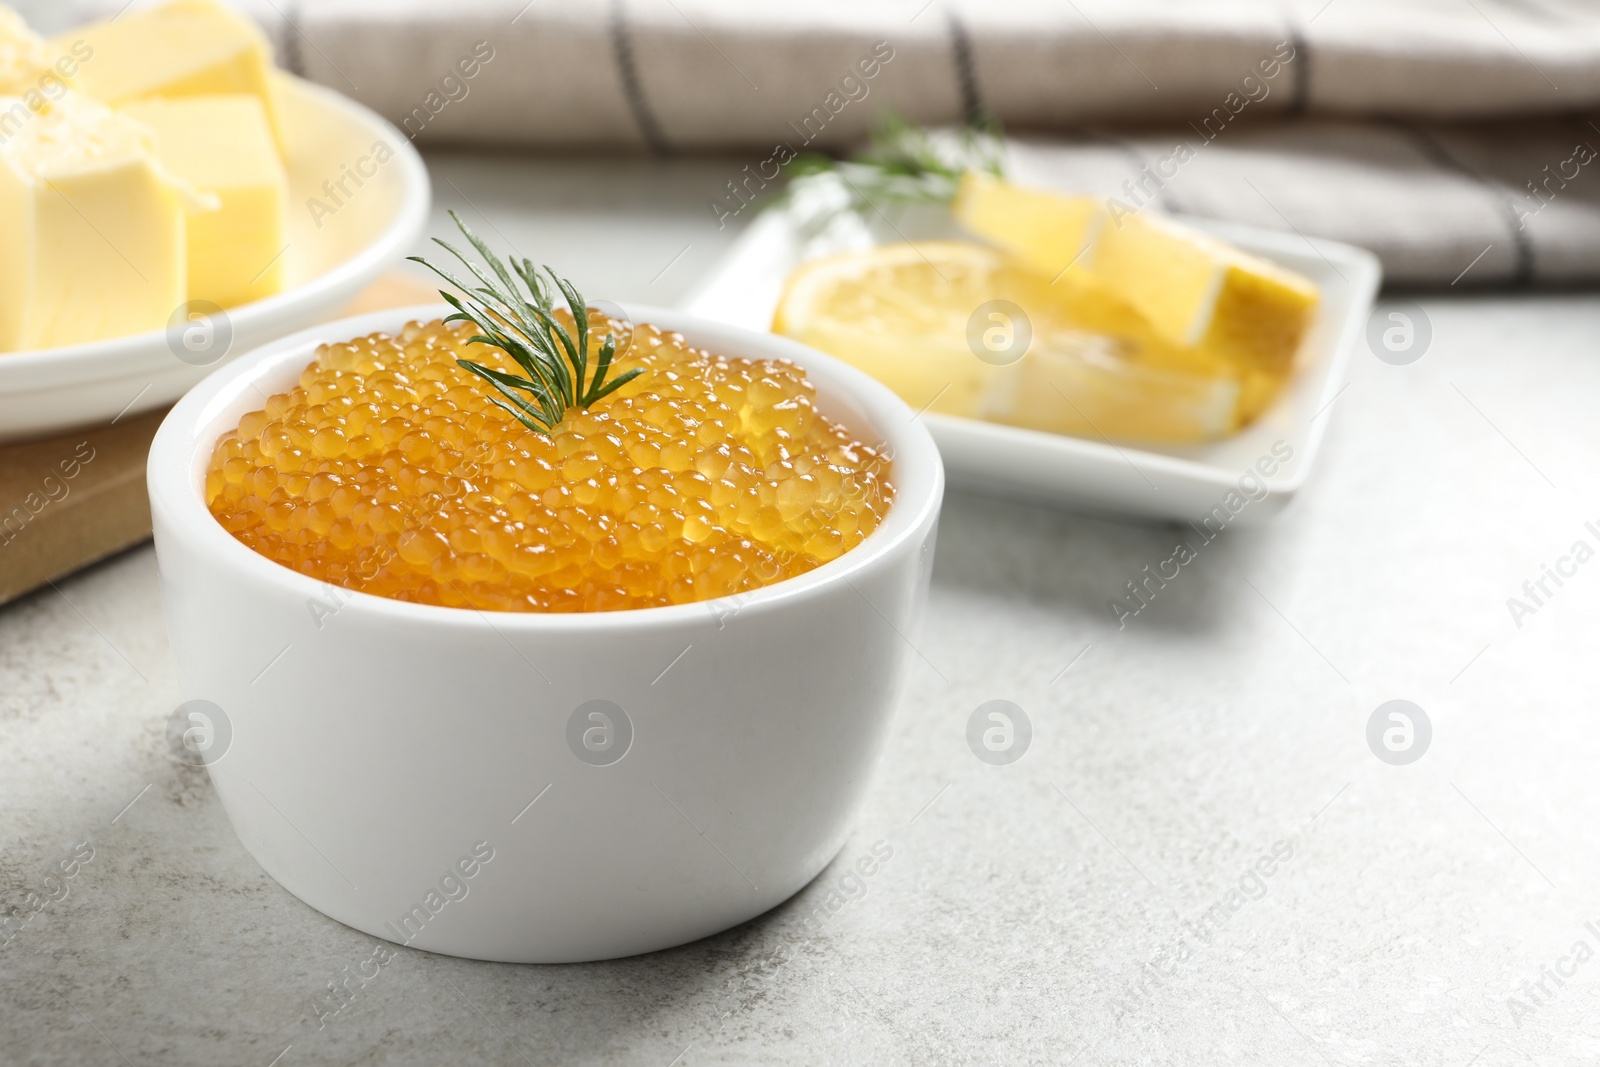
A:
204;312;893;613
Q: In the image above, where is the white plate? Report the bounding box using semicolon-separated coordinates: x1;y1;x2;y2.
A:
681;202;1380;523
0;74;430;442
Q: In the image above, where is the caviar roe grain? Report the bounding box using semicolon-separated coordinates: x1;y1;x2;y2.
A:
204;312;893;613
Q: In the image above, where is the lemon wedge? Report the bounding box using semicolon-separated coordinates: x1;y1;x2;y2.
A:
1092;211;1319;374
773;241;1240;443
952;172;1319;423
951;171;1103;283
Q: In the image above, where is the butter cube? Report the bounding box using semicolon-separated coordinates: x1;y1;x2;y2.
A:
56;0;286;153
0;93;188;351
120;95;288;307
0;4;52;95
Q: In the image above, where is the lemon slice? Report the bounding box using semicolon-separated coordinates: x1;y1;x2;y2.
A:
774;241;1022;419
773;241;1240;443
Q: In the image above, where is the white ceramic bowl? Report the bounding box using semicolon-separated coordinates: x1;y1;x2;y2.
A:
0;75;430;442
148;304;943;963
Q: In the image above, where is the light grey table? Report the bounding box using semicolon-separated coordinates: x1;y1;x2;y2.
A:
4;151;1598;1066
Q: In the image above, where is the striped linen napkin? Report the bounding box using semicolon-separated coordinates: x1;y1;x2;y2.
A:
63;0;1600;285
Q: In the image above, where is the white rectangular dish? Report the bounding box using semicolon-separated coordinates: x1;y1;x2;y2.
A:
681;204;1381;524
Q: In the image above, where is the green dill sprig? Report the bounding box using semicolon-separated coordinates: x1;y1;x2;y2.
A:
779;112;1006;213
407;211;643;435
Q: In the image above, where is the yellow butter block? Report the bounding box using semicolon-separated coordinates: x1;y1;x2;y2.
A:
0;4;52;96
121;94;288;307
56;0;286;154
0;93;188;351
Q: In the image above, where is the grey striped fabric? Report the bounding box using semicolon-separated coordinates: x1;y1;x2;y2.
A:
71;0;1600;286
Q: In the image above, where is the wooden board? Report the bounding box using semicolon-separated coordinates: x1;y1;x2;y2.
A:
0;272;442;607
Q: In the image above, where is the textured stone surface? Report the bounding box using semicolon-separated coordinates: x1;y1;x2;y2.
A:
3;153;1600;1065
